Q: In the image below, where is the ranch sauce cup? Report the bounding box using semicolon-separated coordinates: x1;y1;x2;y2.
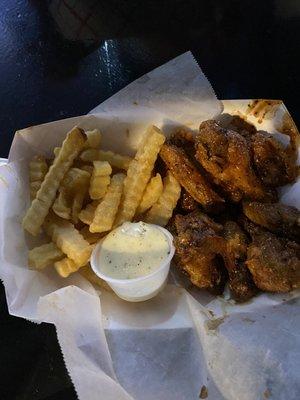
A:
91;222;175;302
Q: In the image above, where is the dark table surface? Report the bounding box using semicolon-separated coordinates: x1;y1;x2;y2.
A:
0;0;299;399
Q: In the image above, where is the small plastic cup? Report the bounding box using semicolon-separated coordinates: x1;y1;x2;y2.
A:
90;226;175;302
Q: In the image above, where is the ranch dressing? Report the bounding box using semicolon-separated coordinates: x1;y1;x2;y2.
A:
98;222;170;280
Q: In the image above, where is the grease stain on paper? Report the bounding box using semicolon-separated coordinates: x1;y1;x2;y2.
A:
246;99;281;123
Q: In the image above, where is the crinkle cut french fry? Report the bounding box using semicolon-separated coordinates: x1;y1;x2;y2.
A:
29;155;48;182
78;201;99;225
145;172;181;226
54;257;81;278
89;161;112;200
98;150;132;170
62;168;91;192
29;155;48;200
84;129;101;149
71;191;86;224
67;169;91;223
54;243;96;277
136;173;163;215
52;168;90;222
114;126;165;226
44;213;92;266
22;127;86;235
30;181;41;200
79;148;99;162
53;189;71;219
80;148;132;170
28;242;64;270
90;173;125;233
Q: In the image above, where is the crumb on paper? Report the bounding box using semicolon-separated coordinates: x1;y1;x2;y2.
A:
133;101;138;105
246;99;281;123
208;309;215;317
263;388;271;398
199;385;208;399
242;317;255;324
205;316;227;331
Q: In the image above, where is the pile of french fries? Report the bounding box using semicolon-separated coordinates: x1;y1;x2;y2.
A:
23;125;181;285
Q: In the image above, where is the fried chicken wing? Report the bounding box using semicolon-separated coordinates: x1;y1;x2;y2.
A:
160;143;224;212
251;131;298;187
245;223;300;292
174;211;227;294
223;221;258;302
195;120;275;202
216;114;257;139
243;201;300;242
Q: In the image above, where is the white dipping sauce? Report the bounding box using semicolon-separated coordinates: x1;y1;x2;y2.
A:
98;222;170;280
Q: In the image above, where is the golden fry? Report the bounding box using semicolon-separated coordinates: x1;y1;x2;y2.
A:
84;129;101;149
80;148;132;170
114;126;165;226
29;155;48;200
136;173;163;215
52;189;71;219
54;257;81;278
78;201;99;225
23;127;86;235
90;173;125;233
145;172;181;226
89;161;112;200
28;242;64;270
62;167;91;192
71;191;86;224
44;213;92;266
29;155;48;182
79;148;99;162
98;150;132;170
30;181;42;200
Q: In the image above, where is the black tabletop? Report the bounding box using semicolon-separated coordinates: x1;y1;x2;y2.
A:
1;1;299;399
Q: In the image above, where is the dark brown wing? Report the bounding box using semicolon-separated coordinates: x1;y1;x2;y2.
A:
251;131;298;187
174;211;227;294
243;201;300;242
223;221;258;302
245;223;300;292
160;143;224;212
195;120;275;202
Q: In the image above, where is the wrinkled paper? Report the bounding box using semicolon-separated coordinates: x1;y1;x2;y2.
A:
1;52;300;400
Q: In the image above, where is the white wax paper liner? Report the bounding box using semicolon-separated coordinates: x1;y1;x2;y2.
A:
1;52;300;399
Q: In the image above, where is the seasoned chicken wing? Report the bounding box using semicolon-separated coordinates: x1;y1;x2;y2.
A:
195;120;275;202
216;114;257;139
243;201;300;242
160;143;224;212
174;211;227;294
251;131;298;187
223;221;258;302
245;223;300;292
